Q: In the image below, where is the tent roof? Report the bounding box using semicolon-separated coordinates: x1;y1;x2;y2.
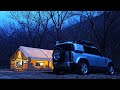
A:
19;46;53;61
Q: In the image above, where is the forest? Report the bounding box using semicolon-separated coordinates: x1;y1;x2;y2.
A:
0;11;120;68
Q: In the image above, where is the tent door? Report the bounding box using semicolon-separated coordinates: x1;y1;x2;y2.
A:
15;60;23;68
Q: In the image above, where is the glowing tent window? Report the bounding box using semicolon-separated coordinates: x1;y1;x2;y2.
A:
36;61;44;66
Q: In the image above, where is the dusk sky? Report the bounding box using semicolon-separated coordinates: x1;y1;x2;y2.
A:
0;11;100;29
0;11;80;28
0;11;12;27
0;11;8;20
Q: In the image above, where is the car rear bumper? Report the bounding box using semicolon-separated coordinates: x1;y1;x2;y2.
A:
53;61;73;70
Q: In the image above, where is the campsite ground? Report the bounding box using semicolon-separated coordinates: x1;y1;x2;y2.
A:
0;69;120;79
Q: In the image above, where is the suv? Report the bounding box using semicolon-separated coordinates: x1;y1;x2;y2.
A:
52;40;115;75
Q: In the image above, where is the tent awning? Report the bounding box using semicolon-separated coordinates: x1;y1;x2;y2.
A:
19;46;53;61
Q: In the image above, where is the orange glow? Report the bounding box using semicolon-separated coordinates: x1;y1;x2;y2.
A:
35;60;44;69
49;61;54;69
30;60;36;66
10;50;28;70
22;63;28;69
44;60;48;69
17;51;22;59
11;50;53;71
30;60;53;70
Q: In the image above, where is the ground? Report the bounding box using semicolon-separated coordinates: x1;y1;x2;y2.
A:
0;69;120;79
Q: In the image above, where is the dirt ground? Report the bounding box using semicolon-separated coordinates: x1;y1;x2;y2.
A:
0;69;120;79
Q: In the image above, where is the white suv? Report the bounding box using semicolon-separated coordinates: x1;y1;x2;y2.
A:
52;40;115;75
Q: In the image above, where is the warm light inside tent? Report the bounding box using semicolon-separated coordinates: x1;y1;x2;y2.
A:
10;46;53;71
30;60;53;69
17;51;22;59
49;61;54;69
44;60;48;68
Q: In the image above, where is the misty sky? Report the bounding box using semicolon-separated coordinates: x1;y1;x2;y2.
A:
0;11;100;29
0;11;79;28
0;11;8;20
0;11;12;25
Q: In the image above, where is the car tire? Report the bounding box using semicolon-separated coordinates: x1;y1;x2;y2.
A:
106;65;115;75
78;61;89;75
52;47;65;62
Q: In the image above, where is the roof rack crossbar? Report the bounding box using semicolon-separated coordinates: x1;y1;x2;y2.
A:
55;40;94;46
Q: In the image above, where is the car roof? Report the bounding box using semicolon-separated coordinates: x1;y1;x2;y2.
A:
55;41;74;46
55;41;97;49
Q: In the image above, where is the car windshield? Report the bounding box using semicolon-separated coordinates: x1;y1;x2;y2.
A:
56;44;74;51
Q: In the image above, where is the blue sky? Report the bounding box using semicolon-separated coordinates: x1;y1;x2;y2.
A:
0;11;100;29
0;11;79;28
0;11;11;25
0;11;8;20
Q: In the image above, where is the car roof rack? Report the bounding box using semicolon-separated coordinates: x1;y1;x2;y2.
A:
55;41;73;45
75;40;94;46
55;40;94;46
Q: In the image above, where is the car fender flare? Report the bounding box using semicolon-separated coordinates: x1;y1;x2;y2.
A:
107;62;113;67
77;58;89;66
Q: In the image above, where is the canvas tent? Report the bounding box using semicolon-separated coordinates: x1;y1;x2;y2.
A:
10;46;53;71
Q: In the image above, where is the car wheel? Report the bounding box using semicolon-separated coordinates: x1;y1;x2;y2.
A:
107;65;115;75
78;61;89;75
53;47;65;62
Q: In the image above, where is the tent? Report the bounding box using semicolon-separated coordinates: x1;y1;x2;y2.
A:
10;46;53;71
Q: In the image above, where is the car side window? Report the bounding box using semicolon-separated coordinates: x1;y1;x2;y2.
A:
83;46;101;56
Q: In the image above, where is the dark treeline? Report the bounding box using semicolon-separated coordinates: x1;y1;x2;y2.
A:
0;11;120;68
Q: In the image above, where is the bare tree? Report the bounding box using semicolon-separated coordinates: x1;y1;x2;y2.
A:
66;11;88;41
85;11;119;57
9;11;56;48
9;12;37;47
47;11;74;41
32;11;53;47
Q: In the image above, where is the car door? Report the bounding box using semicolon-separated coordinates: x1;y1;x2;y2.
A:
96;56;106;67
83;46;99;67
83;46;106;67
90;48;106;67
83;53;98;67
